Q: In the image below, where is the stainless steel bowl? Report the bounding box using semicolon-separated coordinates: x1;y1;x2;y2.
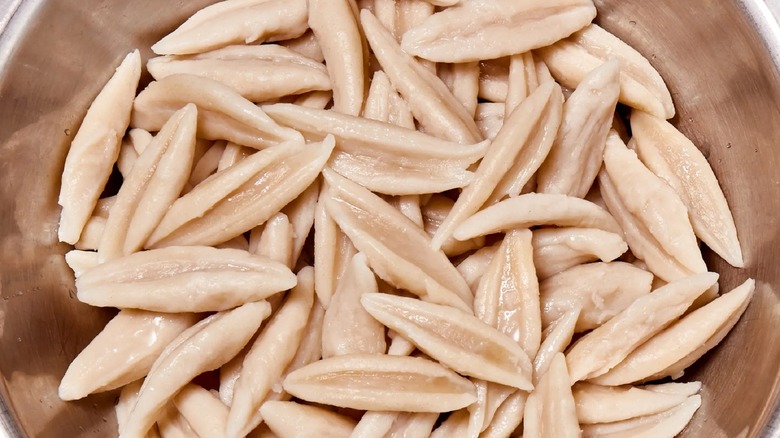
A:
1;0;780;436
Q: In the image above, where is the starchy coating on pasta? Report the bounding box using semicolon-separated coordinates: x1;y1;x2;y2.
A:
55;0;753;436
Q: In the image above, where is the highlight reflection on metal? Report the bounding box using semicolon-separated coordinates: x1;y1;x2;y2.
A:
0;0;779;437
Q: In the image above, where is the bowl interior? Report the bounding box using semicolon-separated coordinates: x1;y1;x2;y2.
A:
1;0;780;436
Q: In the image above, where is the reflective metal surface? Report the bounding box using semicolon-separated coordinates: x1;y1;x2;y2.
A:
0;0;779;437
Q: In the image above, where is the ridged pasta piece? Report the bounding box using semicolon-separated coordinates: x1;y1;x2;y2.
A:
323;169;473;311
147;136;334;248
532;228;628;280
631;110;743;267
263;104;488;195
453;193;622;242
431;81;563;249
566;272;718;382
261;401;356;438
322;253;386;358
361;293;533;390
120;301;271;437
537;23;675;119
361;9;482;143
173;384;230;438
575;382;687;426
76;246;296;312
147;45;331;102
540;262;653;332
59;310;197;400
132;74;303;149
283;354;477;412
523;353;579;438
309;0;365;116
98;104;197;262
226;268;315;438
536;59;620;197
598;169;693;282
603;132;706;275
400;0;596;62
593;278;754;385
152;0;308;55
58;50;141;244
581;395;701;438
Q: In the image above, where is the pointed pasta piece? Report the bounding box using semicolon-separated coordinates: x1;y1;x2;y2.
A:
282;30;325;62
132;74;303;149
474;229;541;358
261;401;355;438
59;310;197;400
283;354;477;411
438;62;480;118
474;102;505;141
603;133;706;274
534;308;580;384
536;59;620;197
581;395;701;438
598;169;693;282
431;81;562;249
58;49;141;244
152;0;308;55
148;136;334;248
250;213;294;268
120;301;271;438
314;183;357;308
322;253;385;358
430;409;469;438
532;228;628;280
537;23;674;119
641;382;702;397
566;272;718;382
65;250;100;278
264;103;487;195
480;389;526;438
216;141;257;175
117;139;139;178
157;402;198;438
453;193;622;242
361;10;482;143
361;293;533;390
309;0;365;116
226;267;315;438
294;90;333;109
147;45;331;102
386;412;438;438
593;278;754;386
523;353;579;438
456;243;499;293
350;412;398;438
488;83;564;202
573;382;688;424
99;104;197;262
117;381;162;438
505;52;539;116
392;195;424;227
466;380;515;437
363;70;416;129
540;262;653;332
631;111;743;267
324;169;472;311
281;180;320;263
400;0;596;62
76;246;296;312
174;384;230;438
186;140;226;190
73;216;103;251
422;195;486;257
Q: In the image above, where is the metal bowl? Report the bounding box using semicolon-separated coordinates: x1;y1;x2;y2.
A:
1;0;779;436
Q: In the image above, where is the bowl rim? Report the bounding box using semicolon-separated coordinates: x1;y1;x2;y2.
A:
0;0;779;437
